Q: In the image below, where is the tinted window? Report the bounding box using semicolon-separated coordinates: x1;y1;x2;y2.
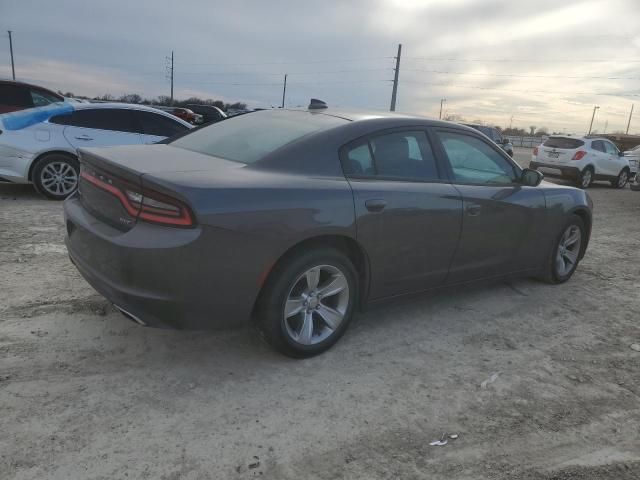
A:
50;113;72;125
436;130;517;184
30;89;61;107
591;140;605;152
370;131;439;180
172;110;347;164
135;111;189;137
343;141;374;175
0;84;32;107
69;109;138;133
543;137;585;149
603;141;618;155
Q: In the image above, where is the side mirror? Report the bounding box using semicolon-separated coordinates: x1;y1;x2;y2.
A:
521;168;543;187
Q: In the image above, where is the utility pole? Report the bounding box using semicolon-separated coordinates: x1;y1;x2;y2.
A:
588;105;599;135
170;51;174;104
281;74;287;108
509;115;514;129
8;30;15;80
390;43;401;112
603;119;608;134
439;98;446;120
626;104;634;134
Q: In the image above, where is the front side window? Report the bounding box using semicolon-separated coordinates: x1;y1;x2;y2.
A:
436;130;517;184
604;141;619;155
69;109;139;133
0;84;32;106
30;89;61;107
342;130;440;181
135;111;189;137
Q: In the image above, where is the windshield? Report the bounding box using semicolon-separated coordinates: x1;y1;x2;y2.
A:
171;109;347;163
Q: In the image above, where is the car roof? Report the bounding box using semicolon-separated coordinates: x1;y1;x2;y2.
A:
282;107;463;129
72;102;176;113
0;79;64;98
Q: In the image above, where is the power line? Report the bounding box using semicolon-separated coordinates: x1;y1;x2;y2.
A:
402;68;640;81
181;79;392;86
178;56;393;67
177;67;393;77
404;57;640;63
401;80;640;97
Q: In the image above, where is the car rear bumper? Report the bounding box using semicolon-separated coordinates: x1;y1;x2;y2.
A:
63;194;261;330
530;161;580;179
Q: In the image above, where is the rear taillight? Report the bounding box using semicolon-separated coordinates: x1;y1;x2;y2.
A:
572;151;587;161
80;170;194;227
533;147;538;156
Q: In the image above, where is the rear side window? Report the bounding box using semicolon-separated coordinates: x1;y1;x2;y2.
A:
171;110;347;163
50;114;72;125
68;109;139;133
0;84;32;107
543;137;585;149
342;130;440;181
591;140;605;152
135;111;189;137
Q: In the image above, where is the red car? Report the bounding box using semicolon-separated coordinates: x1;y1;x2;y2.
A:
0;80;65;114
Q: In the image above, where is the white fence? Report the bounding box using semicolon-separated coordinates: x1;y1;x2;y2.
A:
505;136;544;148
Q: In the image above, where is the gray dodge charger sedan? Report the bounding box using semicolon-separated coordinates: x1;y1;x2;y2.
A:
64;103;592;357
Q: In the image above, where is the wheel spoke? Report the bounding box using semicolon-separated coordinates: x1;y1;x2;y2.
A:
316;304;342;330
297;311;314;345
284;297;305;318
305;268;320;291
556;254;566;274
317;274;347;298
563;250;578;265
565;230;580;247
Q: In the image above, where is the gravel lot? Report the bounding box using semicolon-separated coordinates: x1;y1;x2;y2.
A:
1;148;639;479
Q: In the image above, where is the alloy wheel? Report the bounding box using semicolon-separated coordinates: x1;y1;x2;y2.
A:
40;161;78;196
618;171;628;188
283;264;350;345
581;170;592;188
556;225;582;277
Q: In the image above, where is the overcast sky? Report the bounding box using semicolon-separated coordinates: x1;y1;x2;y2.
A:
2;0;640;133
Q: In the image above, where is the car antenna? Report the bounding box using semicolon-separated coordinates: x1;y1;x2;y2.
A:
308;98;327;110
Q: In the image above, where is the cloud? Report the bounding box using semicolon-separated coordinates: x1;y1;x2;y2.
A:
3;0;640;133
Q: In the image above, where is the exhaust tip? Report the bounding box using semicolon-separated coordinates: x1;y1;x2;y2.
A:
113;304;146;326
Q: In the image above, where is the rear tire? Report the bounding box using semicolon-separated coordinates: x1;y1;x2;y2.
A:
255;248;358;358
610;168;629;189
32;153;79;200
577;167;593;189
539;214;585;284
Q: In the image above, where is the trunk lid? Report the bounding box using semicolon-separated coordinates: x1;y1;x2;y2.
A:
538;137;585;165
77;144;243;230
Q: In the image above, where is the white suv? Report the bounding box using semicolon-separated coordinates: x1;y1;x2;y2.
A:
530;135;631;189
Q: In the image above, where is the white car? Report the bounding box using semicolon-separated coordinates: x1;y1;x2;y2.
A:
530;135;632;189
622;145;639;180
0;102;192;199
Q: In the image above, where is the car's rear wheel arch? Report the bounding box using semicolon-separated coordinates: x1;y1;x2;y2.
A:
254;235;370;315
28;150;77;181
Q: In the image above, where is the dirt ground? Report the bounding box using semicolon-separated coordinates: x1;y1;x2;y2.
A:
1;148;639;479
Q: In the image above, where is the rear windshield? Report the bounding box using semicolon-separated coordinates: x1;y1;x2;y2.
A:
171;110;348;163
543;137;585;149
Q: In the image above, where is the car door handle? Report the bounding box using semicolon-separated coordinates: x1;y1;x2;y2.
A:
365;199;387;212
74;135;94;141
466;204;481;216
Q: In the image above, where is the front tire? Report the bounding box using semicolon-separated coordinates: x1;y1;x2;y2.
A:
32;153;79;200
256;248;358;358
610;168;629;189
540;214;585;284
